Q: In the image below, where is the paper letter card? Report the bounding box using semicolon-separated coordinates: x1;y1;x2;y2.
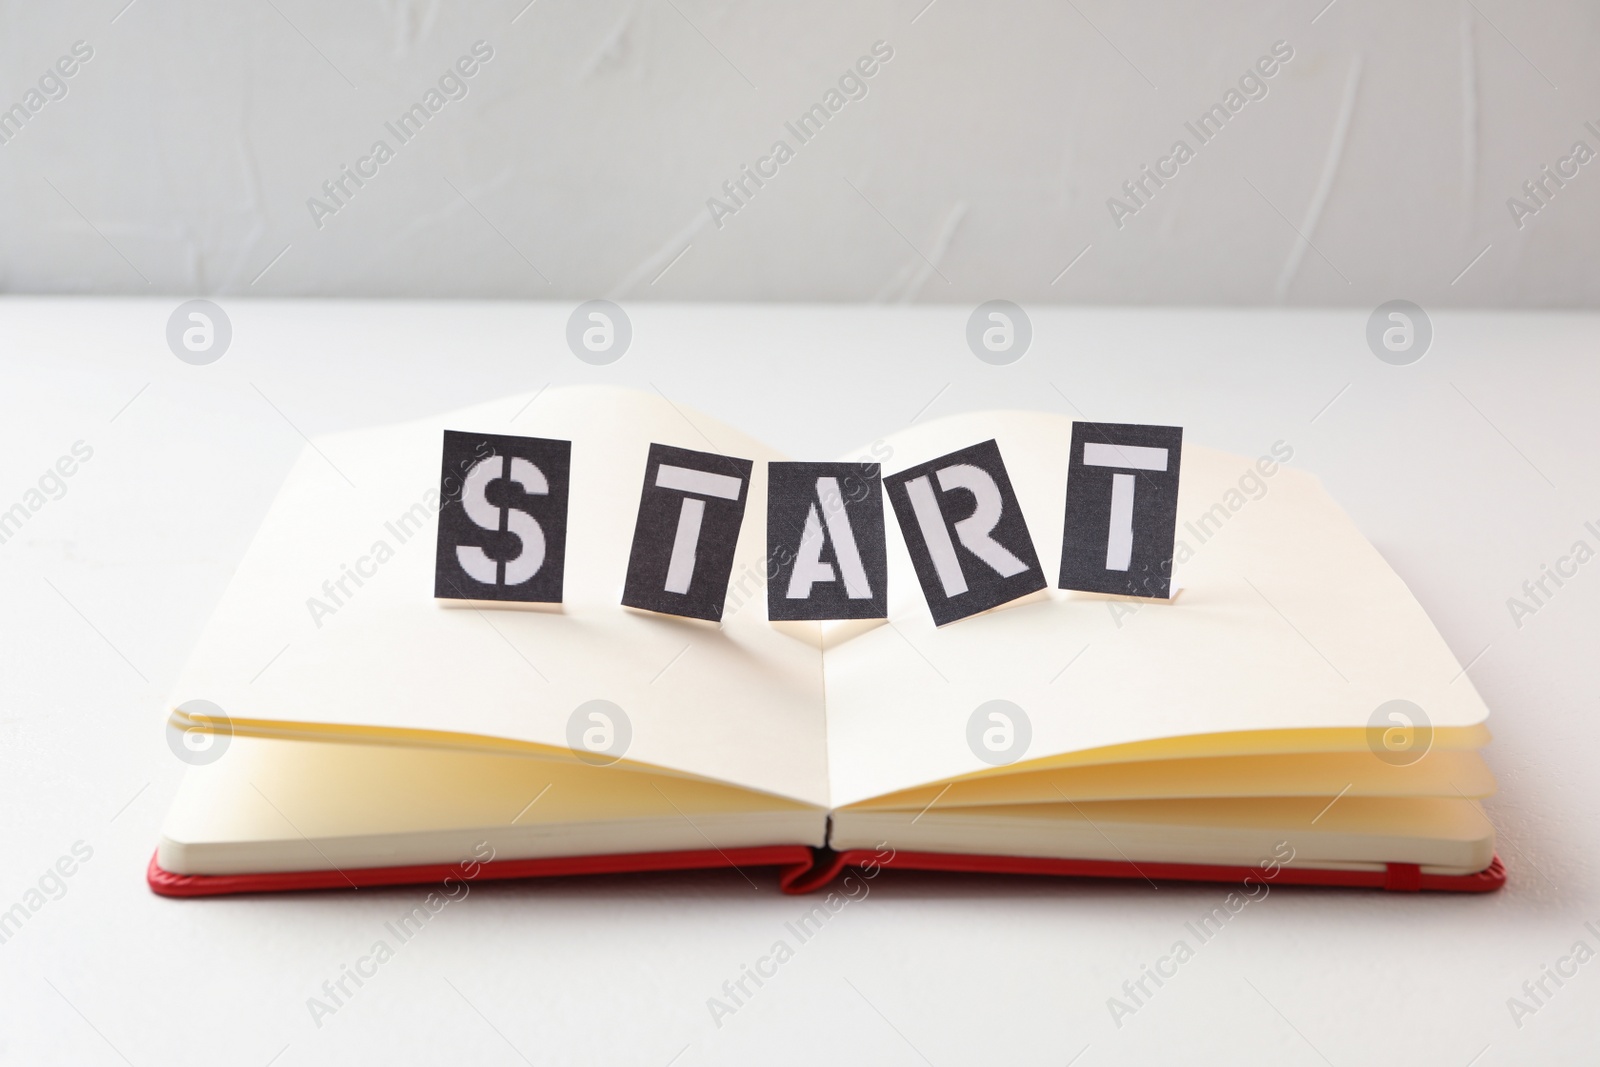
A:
767;462;887;621
1058;422;1183;599
622;443;754;622
885;440;1046;625
434;431;572;603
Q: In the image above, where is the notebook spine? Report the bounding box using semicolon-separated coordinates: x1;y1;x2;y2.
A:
146;848;1505;898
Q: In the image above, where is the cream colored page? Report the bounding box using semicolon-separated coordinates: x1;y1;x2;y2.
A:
158;735;828;874
163;736;819;844
844;750;1497;809
824;410;1491;808
170;386;830;806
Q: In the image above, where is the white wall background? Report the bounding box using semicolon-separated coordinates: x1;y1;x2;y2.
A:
0;0;1595;305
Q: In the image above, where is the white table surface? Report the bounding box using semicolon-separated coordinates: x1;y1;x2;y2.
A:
0;298;1595;1065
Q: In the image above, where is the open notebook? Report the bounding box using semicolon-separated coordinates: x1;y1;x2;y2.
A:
151;386;1502;897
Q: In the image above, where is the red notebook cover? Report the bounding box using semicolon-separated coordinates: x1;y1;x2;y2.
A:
147;847;1506;897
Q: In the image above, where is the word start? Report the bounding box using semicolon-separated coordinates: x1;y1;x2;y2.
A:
432;424;1183;626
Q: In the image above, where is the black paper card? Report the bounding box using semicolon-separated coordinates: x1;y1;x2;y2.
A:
885;440;1046;625
434;431;571;603
622;443;754;622
1058;422;1183;599
766;461;887;621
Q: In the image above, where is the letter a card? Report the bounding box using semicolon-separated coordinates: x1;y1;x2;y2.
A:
766;461;887;621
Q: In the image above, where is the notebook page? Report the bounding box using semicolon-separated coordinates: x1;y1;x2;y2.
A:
170;386;831;806
823;410;1491;808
